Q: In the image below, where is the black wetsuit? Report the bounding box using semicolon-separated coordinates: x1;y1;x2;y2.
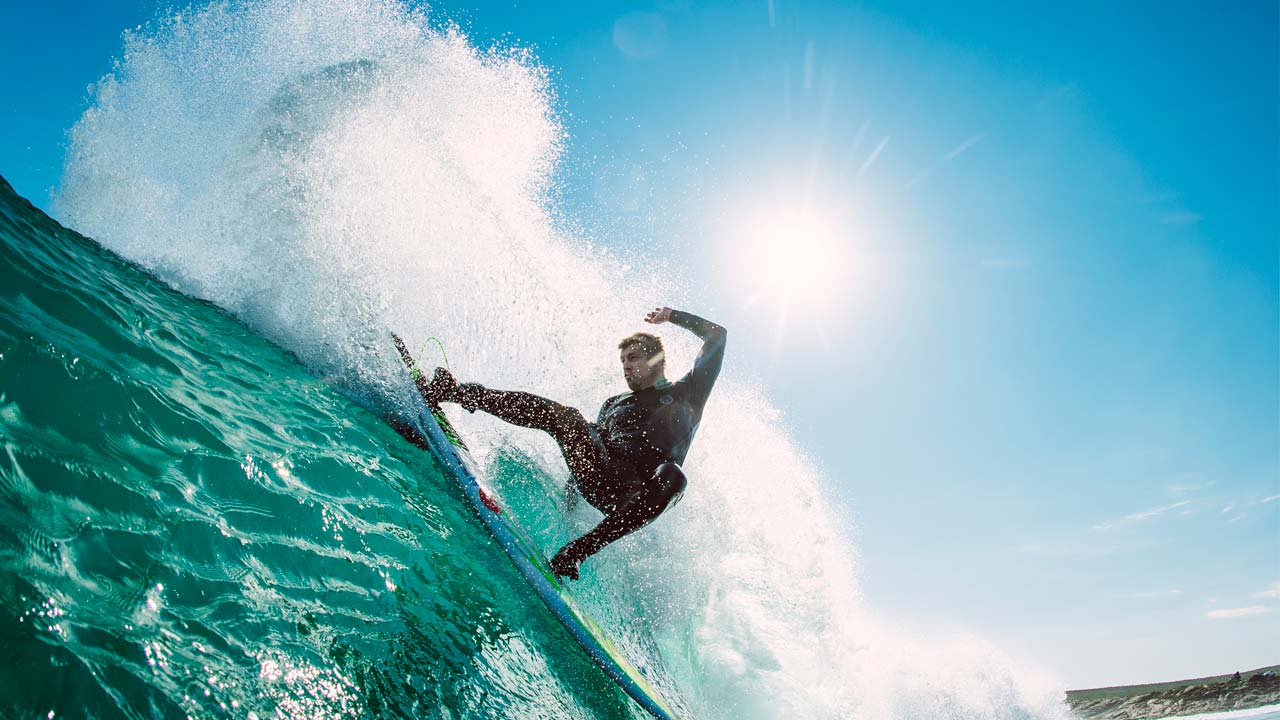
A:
591;311;726;496
451;310;726;577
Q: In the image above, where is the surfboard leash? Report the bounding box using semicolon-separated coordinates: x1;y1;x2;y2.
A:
410;336;452;381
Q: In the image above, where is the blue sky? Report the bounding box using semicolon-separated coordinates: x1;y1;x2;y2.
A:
3;0;1277;689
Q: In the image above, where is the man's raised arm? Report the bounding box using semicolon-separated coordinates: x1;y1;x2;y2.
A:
646;307;727;404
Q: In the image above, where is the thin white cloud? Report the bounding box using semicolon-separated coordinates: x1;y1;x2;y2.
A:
1093;500;1192;531
1254;582;1280;600
1206;605;1275;620
1127;500;1192;521
944;133;985;160
1226;493;1280;520
904;167;933;189
906;132;986;190
856;136;890;177
1167;480;1213;498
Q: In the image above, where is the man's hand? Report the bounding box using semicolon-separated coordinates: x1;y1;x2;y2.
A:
644;307;673;324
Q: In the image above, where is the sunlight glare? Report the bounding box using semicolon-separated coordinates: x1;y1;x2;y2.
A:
736;205;851;308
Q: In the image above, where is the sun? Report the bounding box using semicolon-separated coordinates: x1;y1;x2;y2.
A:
733;204;852;309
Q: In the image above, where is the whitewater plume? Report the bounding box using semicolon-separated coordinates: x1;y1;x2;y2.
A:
54;0;1070;717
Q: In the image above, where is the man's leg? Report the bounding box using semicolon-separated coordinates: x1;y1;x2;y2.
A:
422;368;609;503
550;463;687;580
464;387;609;485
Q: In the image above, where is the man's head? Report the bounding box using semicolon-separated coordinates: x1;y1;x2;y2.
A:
618;332;666;391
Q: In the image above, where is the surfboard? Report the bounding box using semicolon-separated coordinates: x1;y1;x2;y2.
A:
392;342;682;720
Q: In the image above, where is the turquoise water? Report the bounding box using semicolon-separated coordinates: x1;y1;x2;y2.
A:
3;1;1081;717
0;174;653;718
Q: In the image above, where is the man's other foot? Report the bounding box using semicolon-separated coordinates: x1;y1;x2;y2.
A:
419;367;458;406
418;367;483;413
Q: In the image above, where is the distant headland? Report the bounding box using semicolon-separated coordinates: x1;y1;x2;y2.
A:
1068;665;1280;720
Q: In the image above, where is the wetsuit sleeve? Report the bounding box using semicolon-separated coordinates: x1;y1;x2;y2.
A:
667;309;727;408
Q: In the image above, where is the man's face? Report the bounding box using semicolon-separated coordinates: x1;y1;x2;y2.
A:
620;345;665;391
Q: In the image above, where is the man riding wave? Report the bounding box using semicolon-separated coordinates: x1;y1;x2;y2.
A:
396;306;726;580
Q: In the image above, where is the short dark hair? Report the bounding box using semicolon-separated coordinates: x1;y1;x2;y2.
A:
618;332;664;360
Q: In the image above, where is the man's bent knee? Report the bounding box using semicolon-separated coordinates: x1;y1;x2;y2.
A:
554;407;584;432
650;462;687;511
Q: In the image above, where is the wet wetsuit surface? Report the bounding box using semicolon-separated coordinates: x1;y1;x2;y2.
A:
549;309;724;576
437;310;724;577
595;310;726;483
456;310;724;509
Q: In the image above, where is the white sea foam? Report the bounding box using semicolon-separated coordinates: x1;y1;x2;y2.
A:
56;1;1071;717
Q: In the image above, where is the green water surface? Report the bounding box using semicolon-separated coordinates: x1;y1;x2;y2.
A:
0;175;648;720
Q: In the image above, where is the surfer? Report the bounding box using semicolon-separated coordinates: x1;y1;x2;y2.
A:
404;307;725;580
